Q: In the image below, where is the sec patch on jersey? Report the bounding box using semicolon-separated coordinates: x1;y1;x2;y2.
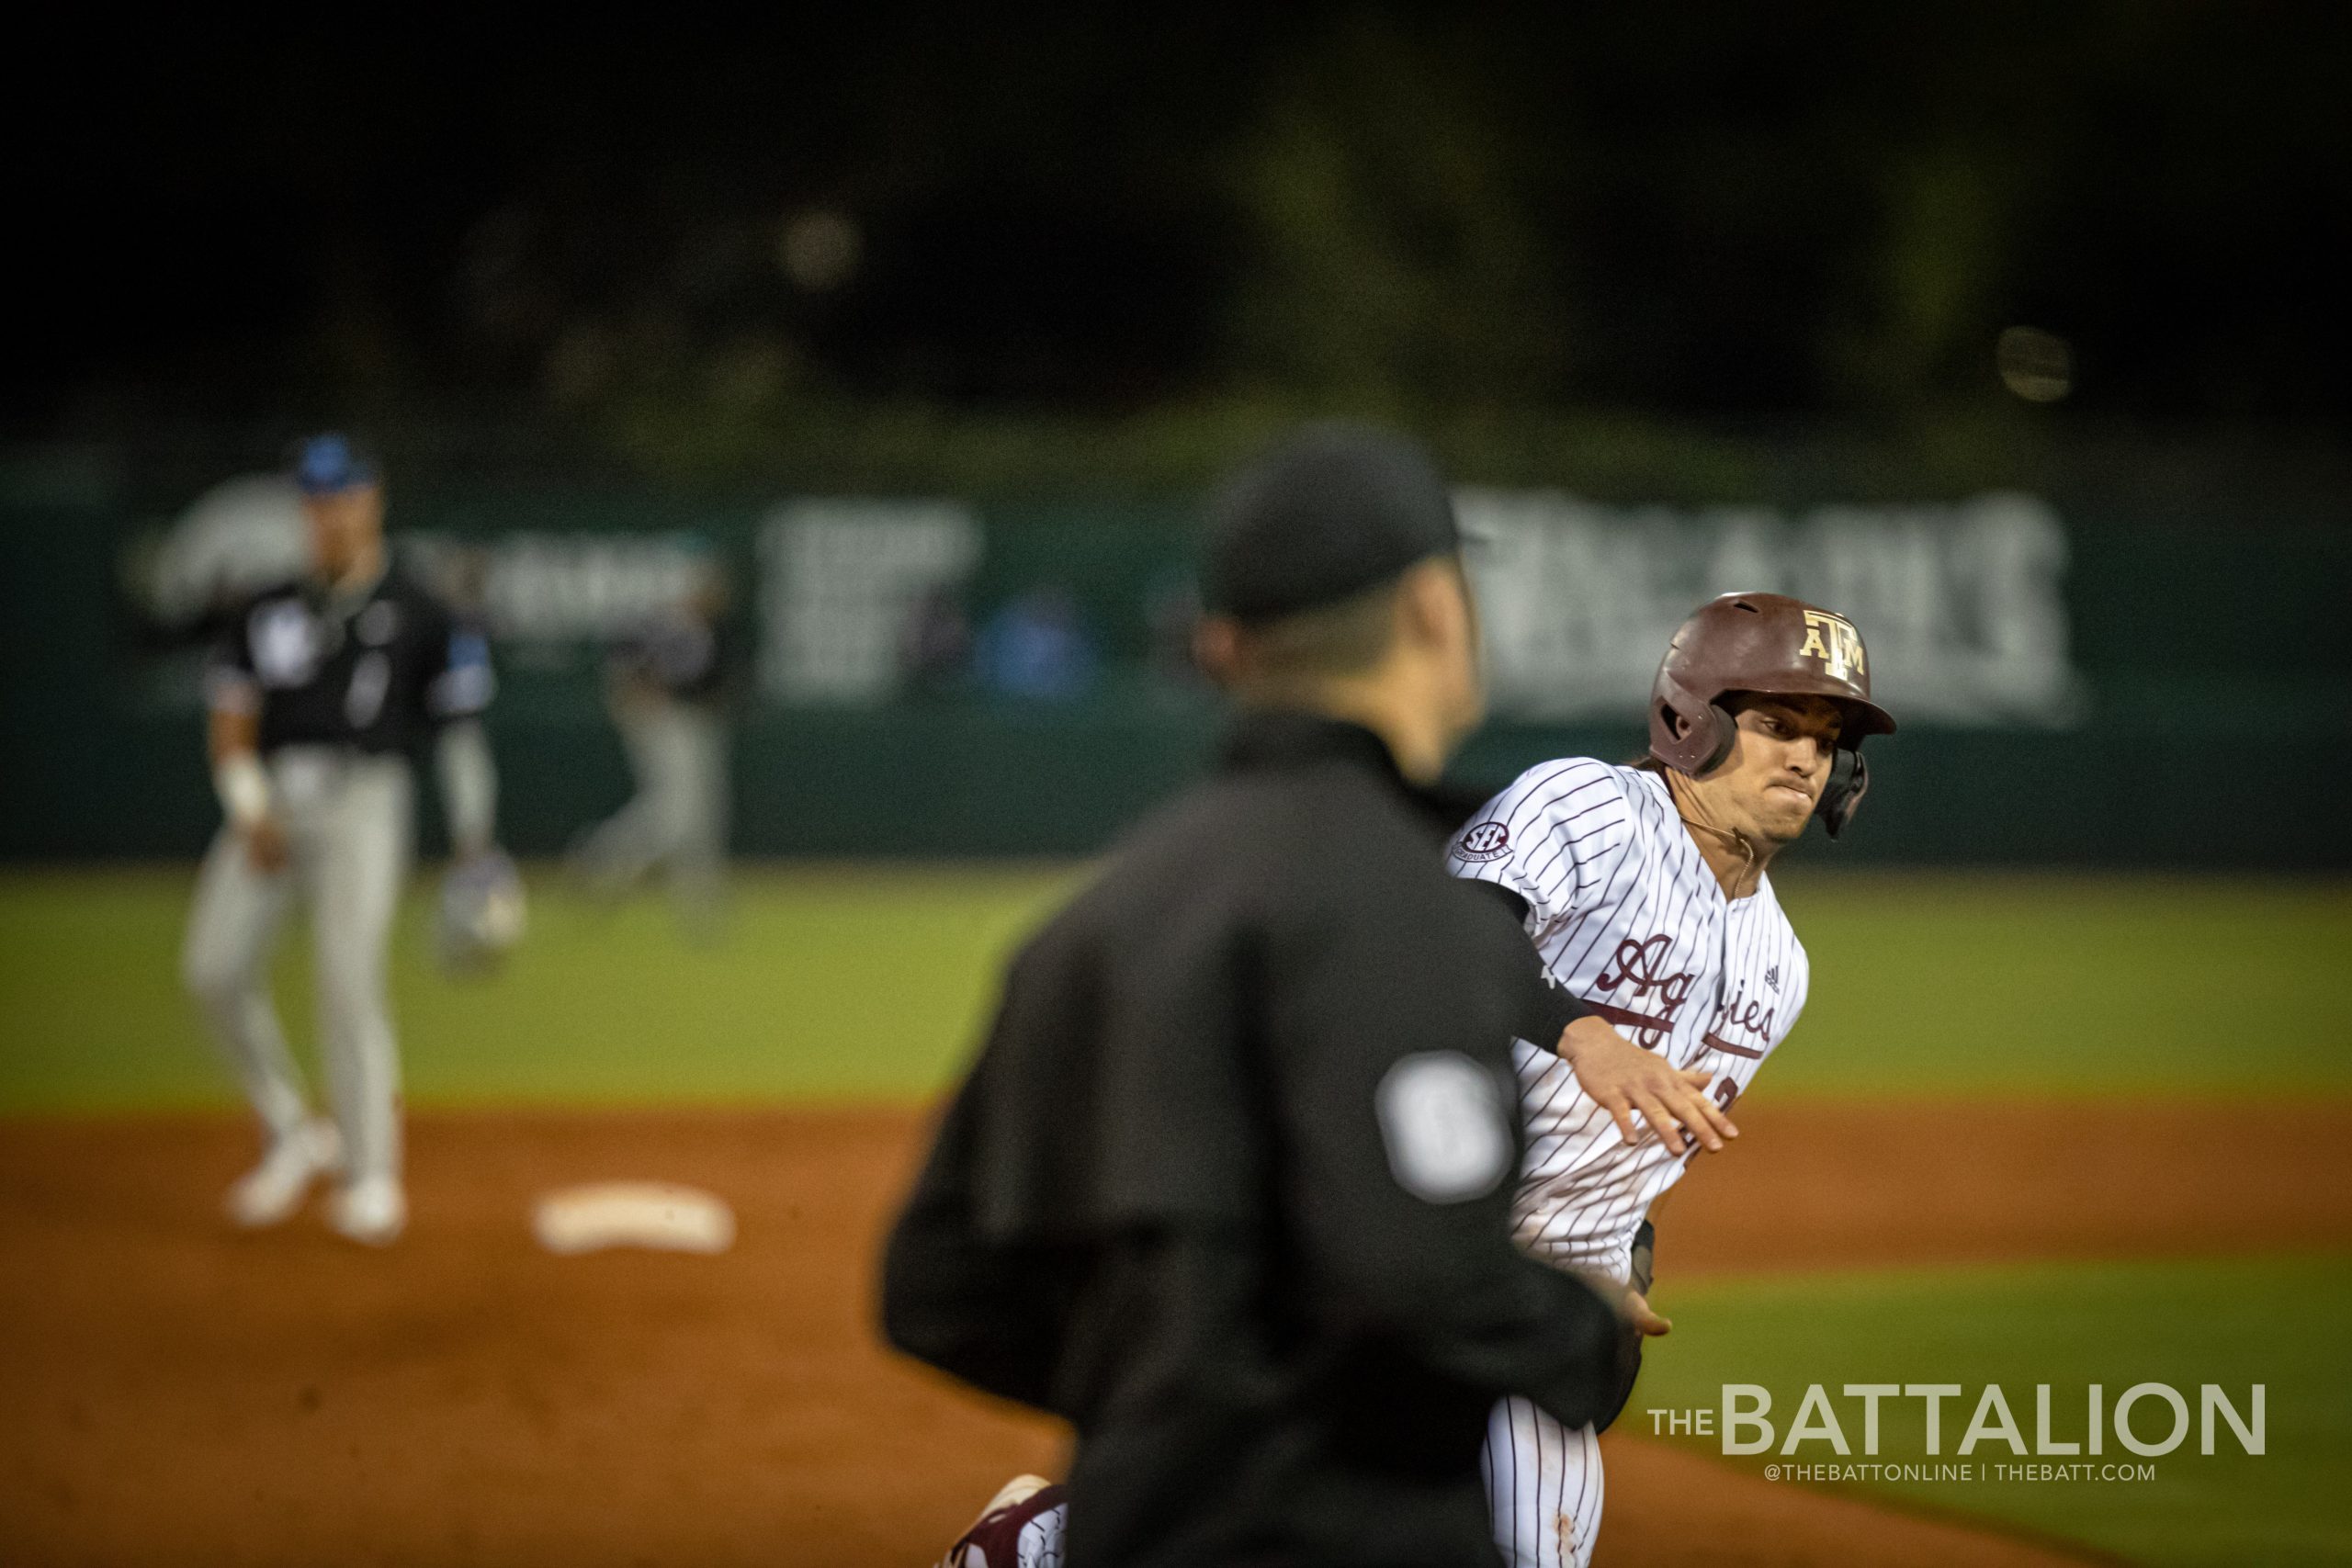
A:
1453;820;1512;863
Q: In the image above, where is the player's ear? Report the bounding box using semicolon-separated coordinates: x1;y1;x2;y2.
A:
1193;615;1246;688
1394;557;1464;656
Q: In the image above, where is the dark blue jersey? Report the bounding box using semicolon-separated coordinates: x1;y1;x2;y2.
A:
206;563;492;755
611;609;731;705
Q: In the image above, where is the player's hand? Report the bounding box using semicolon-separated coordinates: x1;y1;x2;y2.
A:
1623;1289;1672;1337
243;815;289;873
1555;1016;1736;1156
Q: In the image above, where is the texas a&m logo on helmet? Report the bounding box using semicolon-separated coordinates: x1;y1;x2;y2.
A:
1797;609;1866;682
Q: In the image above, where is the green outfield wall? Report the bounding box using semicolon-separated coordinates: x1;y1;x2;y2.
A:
3;446;2344;866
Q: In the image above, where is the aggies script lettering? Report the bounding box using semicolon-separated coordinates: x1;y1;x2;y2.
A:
1703;979;1775;1060
1584;934;1695;1051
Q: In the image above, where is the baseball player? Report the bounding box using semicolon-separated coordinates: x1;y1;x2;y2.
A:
180;434;511;1245
571;558;734;939
933;590;1890;1568
1457;590;1894;1568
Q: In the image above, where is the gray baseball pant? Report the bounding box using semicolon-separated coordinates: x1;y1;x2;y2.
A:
579;698;729;925
180;748;412;1186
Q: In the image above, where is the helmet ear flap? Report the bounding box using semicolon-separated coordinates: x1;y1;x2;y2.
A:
1648;671;1737;773
1694;704;1737;773
1816;746;1870;839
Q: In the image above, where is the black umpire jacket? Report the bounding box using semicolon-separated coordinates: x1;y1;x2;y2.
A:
882;711;1633;1568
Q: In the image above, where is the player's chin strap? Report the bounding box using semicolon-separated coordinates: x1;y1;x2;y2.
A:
1663;767;1764;888
1815;745;1870;840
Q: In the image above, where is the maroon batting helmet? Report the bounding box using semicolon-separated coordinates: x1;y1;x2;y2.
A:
1648;592;1897;838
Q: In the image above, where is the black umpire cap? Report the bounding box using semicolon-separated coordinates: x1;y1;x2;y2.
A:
1203;423;1464;623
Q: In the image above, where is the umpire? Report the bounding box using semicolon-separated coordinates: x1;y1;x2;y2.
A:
882;424;1634;1568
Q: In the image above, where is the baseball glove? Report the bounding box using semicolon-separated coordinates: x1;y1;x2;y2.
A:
438;849;526;976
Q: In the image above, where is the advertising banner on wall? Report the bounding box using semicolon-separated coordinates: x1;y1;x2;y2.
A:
1460;490;2083;728
120;480;2083;729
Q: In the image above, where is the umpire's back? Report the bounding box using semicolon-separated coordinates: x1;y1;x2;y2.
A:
882;426;1631;1567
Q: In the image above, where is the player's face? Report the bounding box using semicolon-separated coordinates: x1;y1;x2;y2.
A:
1700;694;1844;844
302;483;385;581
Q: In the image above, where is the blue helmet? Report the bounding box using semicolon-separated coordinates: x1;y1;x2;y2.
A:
291;433;379;496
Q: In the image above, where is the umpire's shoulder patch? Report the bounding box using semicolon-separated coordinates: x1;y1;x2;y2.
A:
1452;819;1511;863
1375;1052;1511;1203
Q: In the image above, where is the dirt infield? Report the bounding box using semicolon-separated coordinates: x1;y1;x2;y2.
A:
3;1101;2346;1567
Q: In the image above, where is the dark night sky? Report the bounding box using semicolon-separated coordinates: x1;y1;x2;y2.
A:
10;4;2350;427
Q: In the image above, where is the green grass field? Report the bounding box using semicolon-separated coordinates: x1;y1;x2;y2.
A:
1634;1257;2352;1568
0;863;1080;1111
4;865;2349;1563
0;866;2346;1112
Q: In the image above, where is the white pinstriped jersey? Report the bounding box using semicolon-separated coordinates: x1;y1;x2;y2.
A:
1447;758;1809;1274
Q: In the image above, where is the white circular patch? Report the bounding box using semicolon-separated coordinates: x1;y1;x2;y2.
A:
1374;1052;1512;1203
250;600;321;686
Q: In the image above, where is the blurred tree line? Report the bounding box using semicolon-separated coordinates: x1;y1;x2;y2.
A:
11;3;2349;481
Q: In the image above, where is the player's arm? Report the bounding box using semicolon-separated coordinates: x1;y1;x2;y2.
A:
424;618;501;862
208;705;288;872
880;1095;1071;1409
1460;878;1593;1049
1560;1013;1735;1155
203;622;287;871
1450;766;1736;1155
434;722;498;862
879;952;1077;1412
1270;905;1638;1432
424;613;526;971
1471;882;1732;1156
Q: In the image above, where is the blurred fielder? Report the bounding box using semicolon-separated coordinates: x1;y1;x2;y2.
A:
936;592;1894;1568
572;558;734;939
181;434;518;1246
